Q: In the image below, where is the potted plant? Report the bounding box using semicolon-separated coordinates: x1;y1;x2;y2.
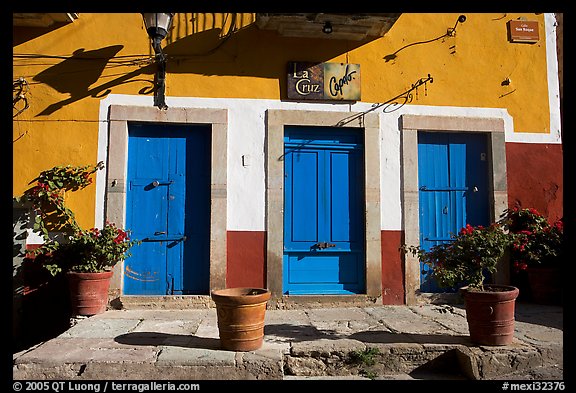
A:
500;207;563;305
17;162;138;316
210;287;271;351
402;222;518;346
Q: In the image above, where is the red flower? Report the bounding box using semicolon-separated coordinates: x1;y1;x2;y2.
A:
513;261;528;272
114;229;127;244
553;221;563;232
459;224;474;235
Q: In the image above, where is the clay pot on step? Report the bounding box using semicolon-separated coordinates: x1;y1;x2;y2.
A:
67;271;113;316
211;288;271;351
461;284;519;346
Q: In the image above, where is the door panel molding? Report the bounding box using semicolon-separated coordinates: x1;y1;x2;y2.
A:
400;114;508;305
283;129;365;294
266;110;381;299
106;105;227;293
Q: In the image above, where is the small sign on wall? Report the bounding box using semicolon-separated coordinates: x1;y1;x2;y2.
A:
507;20;539;43
287;62;361;101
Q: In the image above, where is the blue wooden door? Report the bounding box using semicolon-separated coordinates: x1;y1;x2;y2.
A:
418;132;489;292
283;127;365;294
124;123;211;295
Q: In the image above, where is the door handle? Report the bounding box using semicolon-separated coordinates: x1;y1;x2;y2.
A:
313;242;336;250
151;180;174;187
142;234;187;242
154;231;166;235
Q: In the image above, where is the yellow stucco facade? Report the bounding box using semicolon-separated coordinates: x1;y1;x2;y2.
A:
13;12;556;229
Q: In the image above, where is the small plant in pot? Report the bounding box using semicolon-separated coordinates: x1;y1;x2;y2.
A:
17;162;139;316
402;222;519;346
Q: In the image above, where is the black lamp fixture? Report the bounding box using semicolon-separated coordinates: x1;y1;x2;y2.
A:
142;13;174;109
322;21;333;34
447;15;467;36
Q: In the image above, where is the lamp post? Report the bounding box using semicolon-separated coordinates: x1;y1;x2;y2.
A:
142;13;174;109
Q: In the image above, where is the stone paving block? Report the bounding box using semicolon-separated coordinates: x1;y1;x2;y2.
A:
284;356;327;376
348;328;409;344
133;319;200;335
14;338;159;364
194;315;220;339
13;363;86;380
236;349;284;379
364;306;448;334
515;304;563;328
157;346;235;366
408;304;470;334
310;319;383;337
261;336;291;352
265;309;309;324
58;318;141;339
97;309;212;321
455;342;548;380
264;322;324;343
284;375;373;380
306;307;374;322
514;320;563;346
290;338;366;357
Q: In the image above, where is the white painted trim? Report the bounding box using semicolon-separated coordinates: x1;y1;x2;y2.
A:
545;13;562;143
96;95;560;235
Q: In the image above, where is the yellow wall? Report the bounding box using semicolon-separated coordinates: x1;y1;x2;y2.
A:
13;12;553;228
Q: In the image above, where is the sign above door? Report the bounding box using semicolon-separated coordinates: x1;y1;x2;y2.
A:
287;62;361;101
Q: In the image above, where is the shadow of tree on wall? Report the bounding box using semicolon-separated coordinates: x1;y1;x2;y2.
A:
162;23;377;98
33;45;155;116
31;16;381;116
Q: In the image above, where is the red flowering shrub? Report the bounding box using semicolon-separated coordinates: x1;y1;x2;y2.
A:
500;207;563;272
402;223;510;290
16;162;138;275
45;221;138;275
402;207;563;291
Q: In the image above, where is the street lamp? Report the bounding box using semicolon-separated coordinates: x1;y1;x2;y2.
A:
142;13;174;109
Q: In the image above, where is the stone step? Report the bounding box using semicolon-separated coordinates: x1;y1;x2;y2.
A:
282;338;559;380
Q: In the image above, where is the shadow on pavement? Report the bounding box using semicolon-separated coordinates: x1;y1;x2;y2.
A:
265;323;471;345
115;332;221;349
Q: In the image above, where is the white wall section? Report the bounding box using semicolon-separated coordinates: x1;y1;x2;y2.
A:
97;94;561;234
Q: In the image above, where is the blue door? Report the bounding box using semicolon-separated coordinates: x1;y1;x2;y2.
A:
418;132;490;292
283;127;365;294
124;123;211;295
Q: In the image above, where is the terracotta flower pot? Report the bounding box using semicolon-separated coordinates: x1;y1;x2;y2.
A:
461;284;519;346
211;288;271;351
67;271;113;316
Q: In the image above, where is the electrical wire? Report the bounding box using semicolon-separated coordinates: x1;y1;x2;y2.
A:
13;77;30;117
13;14;240;67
